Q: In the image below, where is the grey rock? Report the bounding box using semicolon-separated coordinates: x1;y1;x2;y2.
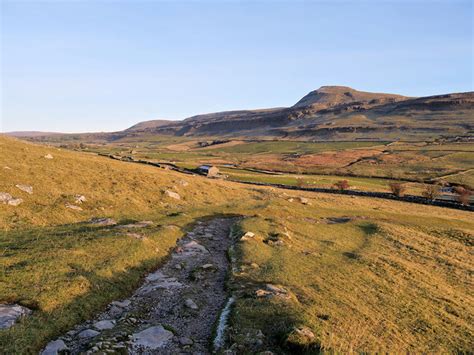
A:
178;180;189;187
74;195;87;204
108;305;123;317
182;241;208;254
184;298;199;310
8;198;23;206
78;329;100;338
299;197;309;205
93;320;115;330
131;325;173;349
201;263;215;270
164;190;181;200
88;217;117;226
0;304;31;329
0;192;12;203
65;203;82;211
116;221;153;229
126;232;145;240
41;339;68;355
111;300;131;308
15;184;33;194
179;337;193;345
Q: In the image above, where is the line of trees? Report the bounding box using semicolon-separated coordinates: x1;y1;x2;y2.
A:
329;179;472;206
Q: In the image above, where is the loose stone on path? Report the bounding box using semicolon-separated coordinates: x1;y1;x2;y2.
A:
42;217;238;354
131;325;174;350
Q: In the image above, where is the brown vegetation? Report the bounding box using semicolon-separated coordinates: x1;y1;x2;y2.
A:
333;180;350;191
454;186;473;206
389;182;406;197
421;184;441;200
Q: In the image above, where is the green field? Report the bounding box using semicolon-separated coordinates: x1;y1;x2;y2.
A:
73;138;473;187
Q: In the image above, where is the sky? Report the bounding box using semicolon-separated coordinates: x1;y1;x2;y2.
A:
1;0;473;133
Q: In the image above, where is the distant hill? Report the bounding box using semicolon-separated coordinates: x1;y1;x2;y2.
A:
293;85;411;110
124;119;175;132
8;86;474;142
6;131;64;138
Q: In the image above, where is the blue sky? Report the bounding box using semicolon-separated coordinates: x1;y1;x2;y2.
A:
1;0;473;133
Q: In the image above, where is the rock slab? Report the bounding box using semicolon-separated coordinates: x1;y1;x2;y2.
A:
41;339;68;355
0;304;31;329
131;325;174;349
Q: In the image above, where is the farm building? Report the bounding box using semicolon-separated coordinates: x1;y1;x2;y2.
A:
197;165;219;177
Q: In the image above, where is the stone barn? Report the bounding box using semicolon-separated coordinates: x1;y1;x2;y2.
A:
197;165;219;177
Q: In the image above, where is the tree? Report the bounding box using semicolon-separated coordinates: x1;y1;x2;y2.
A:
296;178;306;188
454;186;472;206
333;180;350;191
422;184;440;200
389;182;406;197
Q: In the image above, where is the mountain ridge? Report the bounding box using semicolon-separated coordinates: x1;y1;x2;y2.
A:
6;86;474;141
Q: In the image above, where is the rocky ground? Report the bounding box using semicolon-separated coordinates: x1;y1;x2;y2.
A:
41;217;238;355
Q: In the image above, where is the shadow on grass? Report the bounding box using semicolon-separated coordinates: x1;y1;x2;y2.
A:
0;213;242;353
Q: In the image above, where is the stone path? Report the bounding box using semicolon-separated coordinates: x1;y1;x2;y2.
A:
42;217;238;355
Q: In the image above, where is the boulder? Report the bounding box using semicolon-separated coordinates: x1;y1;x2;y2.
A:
126;232;145;240
15;184;33;194
241;231;256;241
256;284;290;299
0;192;13;204
131;325;174;349
65;203;82;211
201;263;215;270
179;337;193;345
88;217;117;226
111;300;131;308
184;298;199;310
116;220;153;229
93;320;116;330
108;305;124;317
41;339;68;355
178;180;189;187
164;190;181;200
298;197;309;205
181;241;209;254
74;195;86;204
78;329;100;338
0;304;31;329
8;198;23;206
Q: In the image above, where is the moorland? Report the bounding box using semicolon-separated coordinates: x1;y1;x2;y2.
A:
1;86;473;354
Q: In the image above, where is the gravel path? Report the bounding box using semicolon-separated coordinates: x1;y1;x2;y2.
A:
42;217;238;355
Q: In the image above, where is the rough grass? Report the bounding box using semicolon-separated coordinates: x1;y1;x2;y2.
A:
1;135;473;353
0;135;263;352
230;192;474;353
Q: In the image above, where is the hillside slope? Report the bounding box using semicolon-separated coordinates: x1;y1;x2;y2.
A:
9;87;474;142
1;135;473;353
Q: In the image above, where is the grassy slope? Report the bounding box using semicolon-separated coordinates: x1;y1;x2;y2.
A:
232;191;474;353
0;135;263;352
1;135;473;353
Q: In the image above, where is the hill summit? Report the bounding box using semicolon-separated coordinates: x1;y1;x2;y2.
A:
293;85;411;110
